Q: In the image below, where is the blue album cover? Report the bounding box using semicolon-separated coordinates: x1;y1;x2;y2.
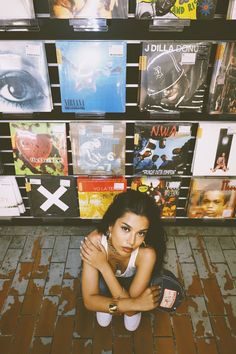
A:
56;40;127;113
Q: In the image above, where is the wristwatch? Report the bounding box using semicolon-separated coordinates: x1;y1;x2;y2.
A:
108;302;118;314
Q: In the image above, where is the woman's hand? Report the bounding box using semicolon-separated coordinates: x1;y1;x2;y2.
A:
80;237;107;271
134;286;161;312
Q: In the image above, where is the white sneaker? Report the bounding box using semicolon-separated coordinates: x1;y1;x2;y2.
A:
124;312;141;331
96;312;112;327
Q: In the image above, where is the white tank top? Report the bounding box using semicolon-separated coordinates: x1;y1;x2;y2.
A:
101;235;139;278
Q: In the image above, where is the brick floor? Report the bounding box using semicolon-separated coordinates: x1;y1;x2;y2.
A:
0;225;235;354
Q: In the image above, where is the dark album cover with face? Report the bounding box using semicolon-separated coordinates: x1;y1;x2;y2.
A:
26;177;79;217
138;41;211;113
187;178;236;219
49;0;128;19
0;41;53;113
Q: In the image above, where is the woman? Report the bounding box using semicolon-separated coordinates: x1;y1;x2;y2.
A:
80;190;166;331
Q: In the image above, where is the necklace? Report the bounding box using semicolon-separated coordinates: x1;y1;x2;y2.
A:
107;238;123;275
107;237;120;256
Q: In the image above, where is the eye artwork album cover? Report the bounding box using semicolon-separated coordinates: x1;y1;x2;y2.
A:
0;41;53;113
77;177;127;219
56;40;127;113
187;177;236;219
191;122;236;176
25;176;79;217
135;0;217;20
0;176;25;216
48;0;128;19
10;122;68;176
208;42;236;114
131;176;181;218
70;121;126;176
0;0;35;20
133;122;194;176
138;41;211;113
227;0;236;19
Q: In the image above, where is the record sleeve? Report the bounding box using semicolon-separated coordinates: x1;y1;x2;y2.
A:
56;40;127;113
77;177;127;219
192;122;236;176
138;41;211;113
187;178;236;218
26;177;79;217
131;176;181;218
208;42;236;114
133;122;194;176
70;121;126;176
0;41;52;113
227;0;236;19
49;0;128;19
136;0;217;20
0;176;25;216
0;0;35;20
10;122;68;176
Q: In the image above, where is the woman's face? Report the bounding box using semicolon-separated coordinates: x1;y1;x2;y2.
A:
109;212;149;256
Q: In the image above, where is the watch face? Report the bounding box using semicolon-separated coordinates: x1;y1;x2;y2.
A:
109;303;118;314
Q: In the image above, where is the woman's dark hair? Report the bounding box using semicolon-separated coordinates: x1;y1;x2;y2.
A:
97;190;167;272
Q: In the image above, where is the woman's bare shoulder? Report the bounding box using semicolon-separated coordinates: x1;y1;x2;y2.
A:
137;246;156;263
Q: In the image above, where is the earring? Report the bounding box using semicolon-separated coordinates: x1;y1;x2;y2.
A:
106;230;111;238
142;241;146;247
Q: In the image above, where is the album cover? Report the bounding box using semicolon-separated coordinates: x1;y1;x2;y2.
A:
49;0;128;19
56;40;126;113
0;177;25;216
131;176;181;218
77;177;127;219
192;122;236;176
136;0;217;20
0;41;53;113
138;41;211;112
70;121;126;176
26;177;79;217
208;42;236;114
133;122;194;176
187;178;236;218
10;122;68;176
0;0;35;20
227;0;236;19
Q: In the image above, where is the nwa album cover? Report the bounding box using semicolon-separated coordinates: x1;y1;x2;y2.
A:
25;176;79;217
208;42;236;114
70;121;126;176
187;177;236;218
56;40;127;113
138;41;211;112
10;122;68;176
0;41;53;113
131;176;181;218
49;0;128;19
0;176;25;216
77;177;127;219
192;122;236;176
0;0;35;20
136;0;217;20
133;122;194;176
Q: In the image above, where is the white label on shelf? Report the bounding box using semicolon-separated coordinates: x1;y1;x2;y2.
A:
60;179;70;187
109;45;123;56
181;52;196;65
25;44;41;56
114;183;124;190
29;179;41;185
102;125;113;134
179;125;191;134
227;128;236;135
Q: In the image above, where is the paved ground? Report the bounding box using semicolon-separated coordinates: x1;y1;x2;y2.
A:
0;225;235;354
